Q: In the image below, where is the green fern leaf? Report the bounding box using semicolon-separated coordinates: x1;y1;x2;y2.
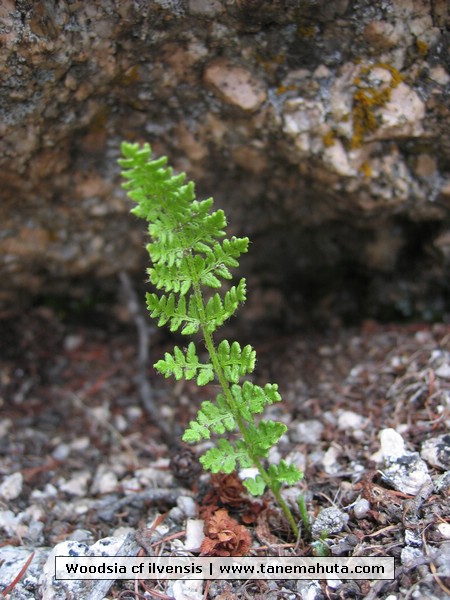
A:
216;340;256;383
154;342;214;386
243;475;266;496
182;398;236;443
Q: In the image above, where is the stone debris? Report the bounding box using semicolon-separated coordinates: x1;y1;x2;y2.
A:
0;472;23;501
376;428;433;496
170;578;204;600
352;498;370;520
39;534;139;600
421;434;450;470
311;507;349;538
204;59;267;112
184;519;205;552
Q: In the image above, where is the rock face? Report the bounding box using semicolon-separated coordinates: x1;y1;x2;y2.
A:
1;0;450;324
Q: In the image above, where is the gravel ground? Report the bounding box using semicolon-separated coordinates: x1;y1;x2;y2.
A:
0;306;449;599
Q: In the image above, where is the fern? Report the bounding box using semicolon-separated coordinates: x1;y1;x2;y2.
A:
119;141;303;537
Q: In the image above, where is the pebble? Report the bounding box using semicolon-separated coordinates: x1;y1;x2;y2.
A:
90;466;118;494
322;445;341;475
376;428;432;495
378;428;406;459
435;363;450;379
312;507;349;538
405;529;422;547
177;495;197;518
434;471;450;493
171;578;204;600
0;509;20;536
292;420;324;444
0;546;49;600
58;470;91;496
296;579;323;600
52;442;71;461
353;498;370;519
421;434;450;469
326;578;342;589
337;410;367;432
184;519;205;552
0;471;23;500
401;546;424;569
437;523;450;540
380;453;432;496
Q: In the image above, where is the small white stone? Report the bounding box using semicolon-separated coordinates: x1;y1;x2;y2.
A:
326;578;342;589
58;471;91;496
71;437;90;451
239;467;259;481
171;578;203;600
0;472;23;500
0;419;12;438
435;363;450;380
91;467;118;495
292;420;324;444
401;546;424;569
437;523;450;539
114;414;128;432
184;519;205;552
52;443;70;461
0;510;20;536
337;410;367;431
379;428;406;458
353;498;370;519
322;445;341;474
177;496;197;518
63;334;83;351
421;434;450;469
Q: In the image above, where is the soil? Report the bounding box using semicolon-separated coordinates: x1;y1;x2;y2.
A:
0;304;449;599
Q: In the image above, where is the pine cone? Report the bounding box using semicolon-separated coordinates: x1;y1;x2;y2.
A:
169;444;202;487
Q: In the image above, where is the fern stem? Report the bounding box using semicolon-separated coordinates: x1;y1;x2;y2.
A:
189;278;299;539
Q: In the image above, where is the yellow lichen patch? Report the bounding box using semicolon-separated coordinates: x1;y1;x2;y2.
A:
297;24;317;38
416;39;429;56
275;84;297;95
351;63;403;148
119;65;140;86
322;130;336;147
359;160;372;178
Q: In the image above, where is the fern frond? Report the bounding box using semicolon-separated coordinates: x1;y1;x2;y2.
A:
154;342;214;386
182;396;236;443
120;141;303;538
199;439;253;473
230;381;282;422
146;292;201;333
217;340;256;384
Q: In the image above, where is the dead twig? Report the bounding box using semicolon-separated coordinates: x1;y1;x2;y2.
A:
119;271;171;440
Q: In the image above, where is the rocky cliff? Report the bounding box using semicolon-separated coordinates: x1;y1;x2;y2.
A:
1;0;449;324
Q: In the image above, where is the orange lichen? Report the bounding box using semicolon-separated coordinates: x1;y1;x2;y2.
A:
416;39;429;56
351;63;403;148
297;24;316;38
359;160;372;177
275;83;297;95
322;130;336;147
